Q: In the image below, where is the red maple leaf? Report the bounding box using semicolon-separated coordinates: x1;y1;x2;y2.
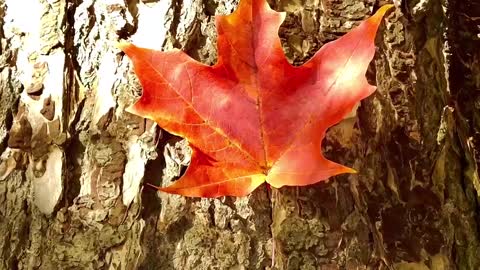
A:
120;0;392;197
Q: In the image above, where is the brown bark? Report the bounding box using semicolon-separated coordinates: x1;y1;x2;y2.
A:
0;0;479;269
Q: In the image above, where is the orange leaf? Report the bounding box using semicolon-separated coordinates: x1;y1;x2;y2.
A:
120;0;393;197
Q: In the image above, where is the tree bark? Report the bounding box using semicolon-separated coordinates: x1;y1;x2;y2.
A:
0;0;479;269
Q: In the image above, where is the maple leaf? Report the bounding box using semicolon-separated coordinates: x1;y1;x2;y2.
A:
120;0;392;197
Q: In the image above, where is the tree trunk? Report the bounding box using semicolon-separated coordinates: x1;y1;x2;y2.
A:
0;0;479;269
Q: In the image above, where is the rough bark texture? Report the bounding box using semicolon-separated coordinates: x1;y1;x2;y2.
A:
0;0;479;269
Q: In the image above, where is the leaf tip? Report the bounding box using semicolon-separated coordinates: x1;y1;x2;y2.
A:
125;104;137;115
345;167;358;174
115;41;131;51
374;4;395;20
125;99;147;118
